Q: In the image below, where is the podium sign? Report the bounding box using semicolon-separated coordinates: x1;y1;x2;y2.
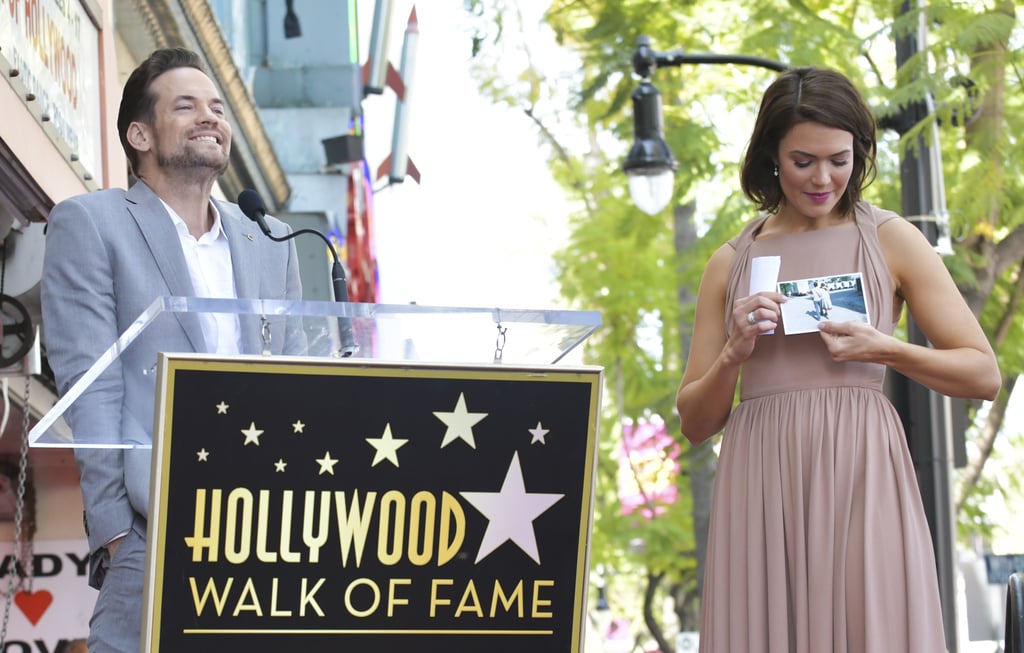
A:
143;354;602;653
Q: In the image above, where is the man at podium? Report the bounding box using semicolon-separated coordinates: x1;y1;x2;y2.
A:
41;48;303;653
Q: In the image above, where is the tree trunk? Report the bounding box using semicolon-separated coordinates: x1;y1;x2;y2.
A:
673;200;716;632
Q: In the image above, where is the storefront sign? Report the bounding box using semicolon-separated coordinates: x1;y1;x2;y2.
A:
0;0;102;187
0;539;92;650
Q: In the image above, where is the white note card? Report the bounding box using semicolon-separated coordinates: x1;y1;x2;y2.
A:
749;256;781;334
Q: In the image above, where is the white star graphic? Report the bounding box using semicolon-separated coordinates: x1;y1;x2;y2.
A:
366;423;409;467
528;422;549;445
434;393;487;449
460;452;564;564
196;448;210;462
274;459;287;473
241;422;264;446
293;420;305;433
216;401;229;414
316;451;339;475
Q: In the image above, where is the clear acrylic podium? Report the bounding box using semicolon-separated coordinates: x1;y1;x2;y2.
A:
29;296;601;447
32;297;604;653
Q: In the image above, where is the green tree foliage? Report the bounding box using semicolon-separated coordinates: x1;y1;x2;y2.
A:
464;0;1022;648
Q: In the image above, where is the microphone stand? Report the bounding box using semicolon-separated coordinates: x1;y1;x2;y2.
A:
239;189;357;357
256;227;357;358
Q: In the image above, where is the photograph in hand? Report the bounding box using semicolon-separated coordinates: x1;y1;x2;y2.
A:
776;272;870;335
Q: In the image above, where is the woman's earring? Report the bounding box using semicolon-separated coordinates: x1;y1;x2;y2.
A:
773;165;779;177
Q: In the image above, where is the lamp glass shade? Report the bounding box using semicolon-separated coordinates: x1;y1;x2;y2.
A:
627;169;674;215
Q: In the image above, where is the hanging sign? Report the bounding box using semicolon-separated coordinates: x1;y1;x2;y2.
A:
0;0;102;188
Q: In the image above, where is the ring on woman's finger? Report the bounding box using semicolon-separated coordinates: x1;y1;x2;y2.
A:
747;311;757;325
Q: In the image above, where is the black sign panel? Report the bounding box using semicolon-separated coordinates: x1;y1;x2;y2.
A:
144;356;601;653
985;553;1024;585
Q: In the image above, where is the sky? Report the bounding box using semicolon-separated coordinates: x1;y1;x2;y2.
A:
356;0;572;311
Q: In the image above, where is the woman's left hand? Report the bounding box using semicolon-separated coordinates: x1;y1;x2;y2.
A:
816;320;895;364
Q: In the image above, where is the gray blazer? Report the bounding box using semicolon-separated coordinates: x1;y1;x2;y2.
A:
41;180;302;556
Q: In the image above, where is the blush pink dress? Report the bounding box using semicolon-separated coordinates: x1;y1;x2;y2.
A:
699;202;947;652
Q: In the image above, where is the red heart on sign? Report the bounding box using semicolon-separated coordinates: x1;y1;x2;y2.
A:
14;590;53;625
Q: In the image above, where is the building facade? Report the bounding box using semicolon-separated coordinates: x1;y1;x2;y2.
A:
0;0;373;644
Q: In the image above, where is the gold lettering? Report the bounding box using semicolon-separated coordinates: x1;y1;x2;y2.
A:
408;491;435;565
387;578;412;617
490;579;525;618
345;578;380;617
531;579;554;618
232;577;263;616
224;488;253;564
429;578;454;617
279;490;301;563
302;490;330;563
255;490;276;563
438;491;465;566
299;577;326;617
335;490;376;567
455;579;484;618
377;490;405;566
189;576;233;616
188;488;469;568
269;577;292;617
184;489;221;562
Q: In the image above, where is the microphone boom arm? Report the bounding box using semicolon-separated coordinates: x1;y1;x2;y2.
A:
238;189;357;356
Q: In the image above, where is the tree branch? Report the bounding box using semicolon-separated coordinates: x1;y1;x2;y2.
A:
994;225;1024;282
956;375;1015;510
644;571;672;653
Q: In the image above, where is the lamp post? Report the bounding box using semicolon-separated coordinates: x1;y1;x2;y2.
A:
621;35;786;215
621;34;788;636
878;2;959;649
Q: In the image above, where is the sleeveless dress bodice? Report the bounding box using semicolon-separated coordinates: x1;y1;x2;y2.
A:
698;202;946;653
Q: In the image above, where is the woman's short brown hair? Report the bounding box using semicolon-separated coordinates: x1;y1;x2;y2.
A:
740;67;877;217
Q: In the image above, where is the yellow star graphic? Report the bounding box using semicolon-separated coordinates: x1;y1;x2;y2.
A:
293;420;305;433
434;392;488;449
316;451;339;475
216;401;229;414
274;459;287;472
366;423;409;467
241;422;264;446
196;448;210;462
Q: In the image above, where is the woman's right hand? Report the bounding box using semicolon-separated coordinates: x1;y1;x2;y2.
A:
725;291;787;364
678;246;783;444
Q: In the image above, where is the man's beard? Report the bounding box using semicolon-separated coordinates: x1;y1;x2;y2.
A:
157;143;229;175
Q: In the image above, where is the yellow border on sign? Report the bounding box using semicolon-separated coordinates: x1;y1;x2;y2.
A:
143;353;602;653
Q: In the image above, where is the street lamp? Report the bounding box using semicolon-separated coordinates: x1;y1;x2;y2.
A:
622;79;676;215
622;35;787;215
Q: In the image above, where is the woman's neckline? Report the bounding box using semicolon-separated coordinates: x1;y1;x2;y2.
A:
752;213;857;242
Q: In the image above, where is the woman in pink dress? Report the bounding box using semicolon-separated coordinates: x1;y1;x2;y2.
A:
676;67;999;652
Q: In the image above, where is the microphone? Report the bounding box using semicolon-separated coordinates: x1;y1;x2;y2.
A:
237;189;356;357
238;188;274;238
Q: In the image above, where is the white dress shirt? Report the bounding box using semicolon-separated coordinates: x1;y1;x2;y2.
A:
162;200;241;355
